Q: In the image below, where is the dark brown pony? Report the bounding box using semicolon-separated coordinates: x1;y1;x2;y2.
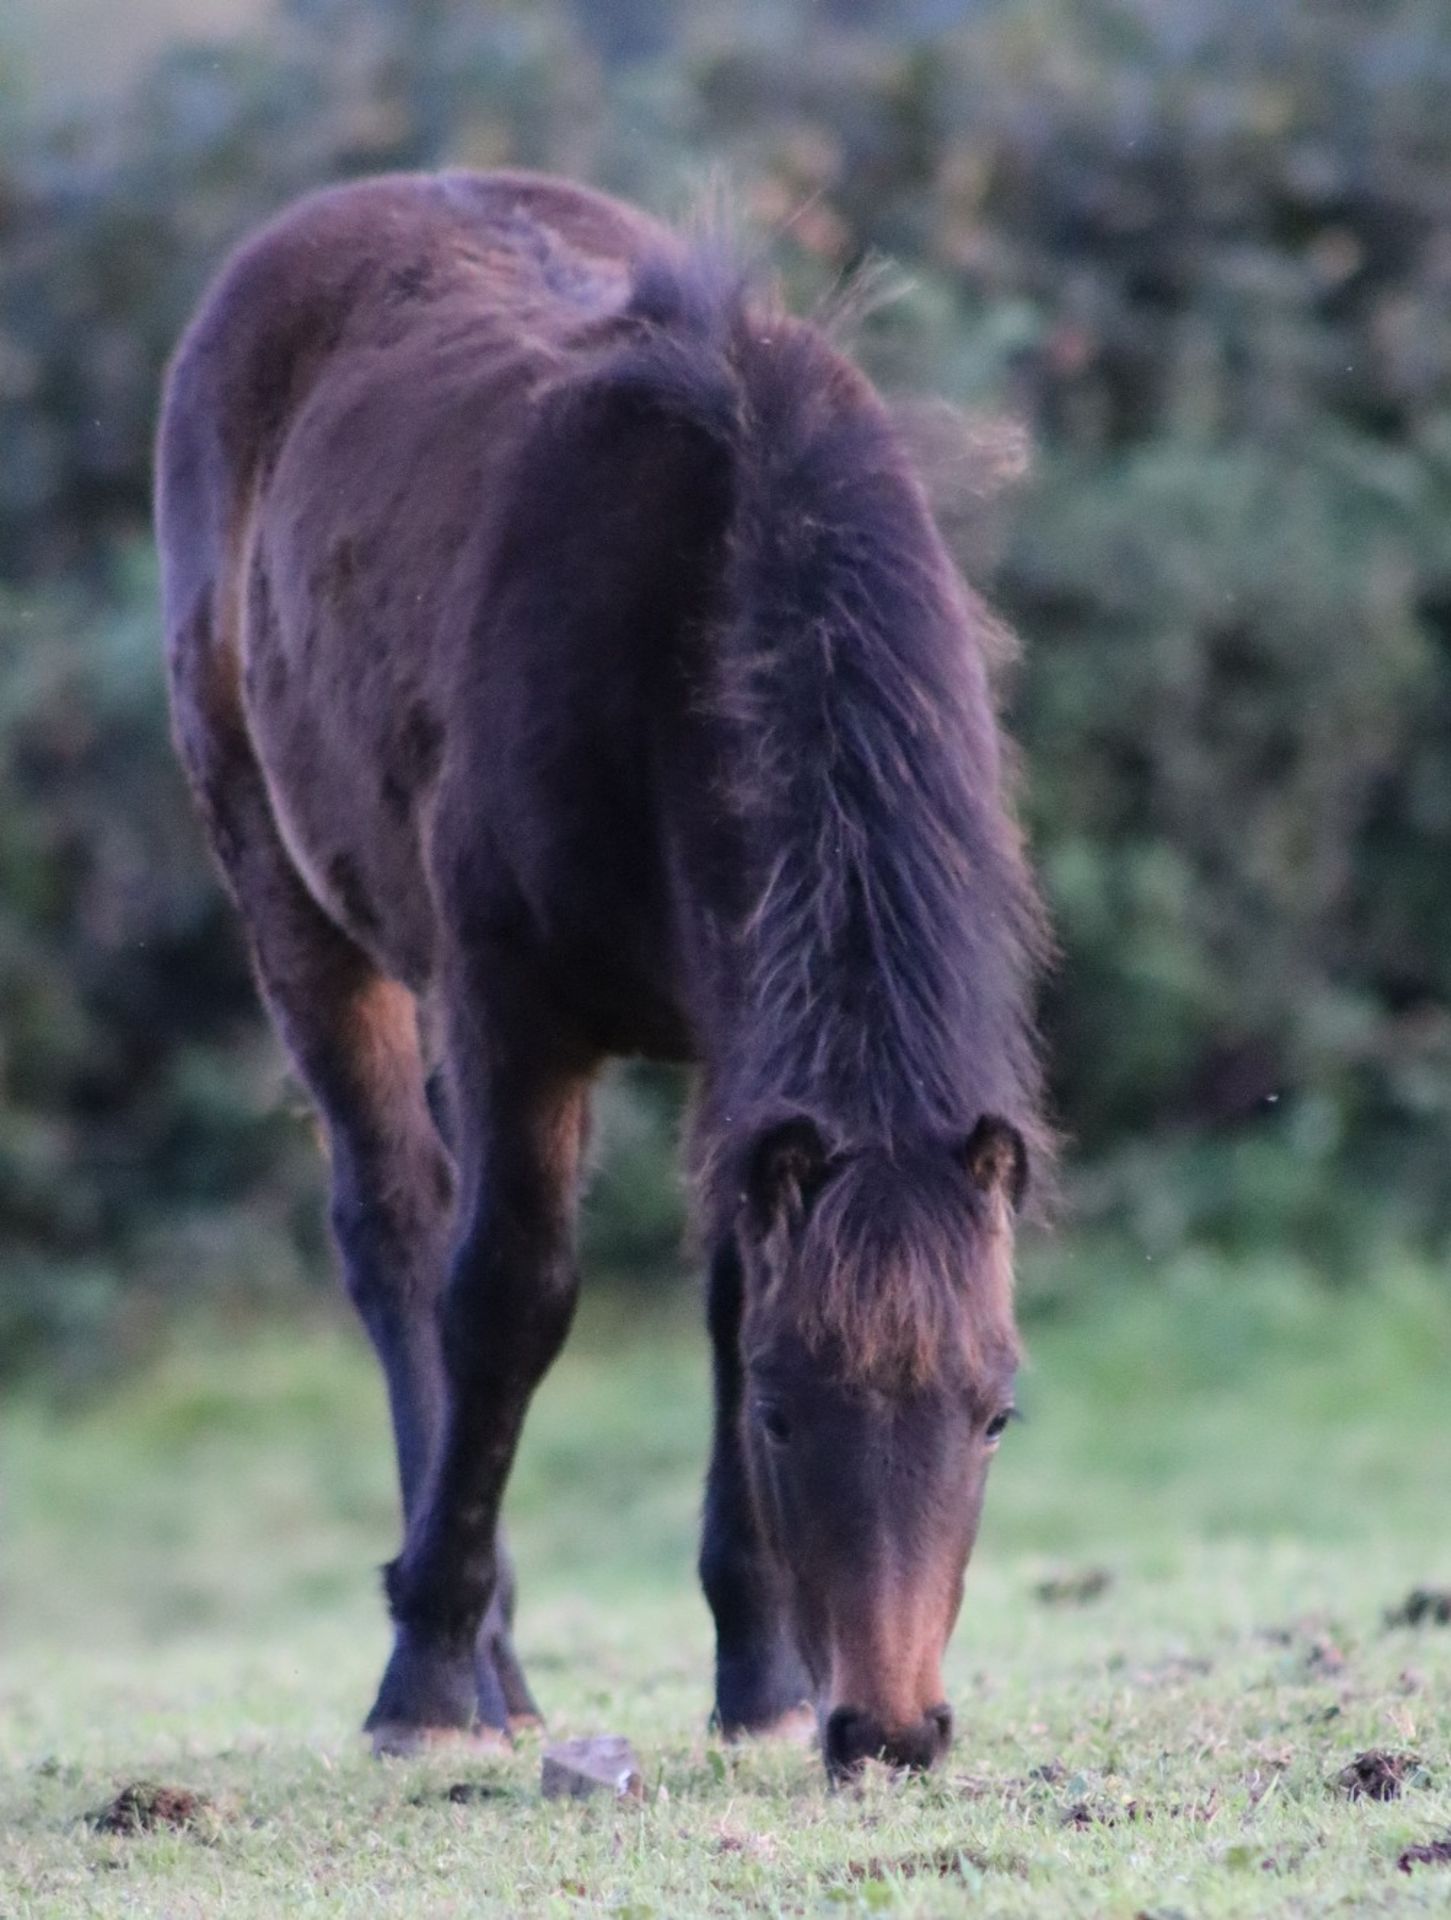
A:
156;170;1049;1780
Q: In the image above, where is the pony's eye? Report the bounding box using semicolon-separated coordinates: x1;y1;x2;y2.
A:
983;1409;1015;1444
756;1402;792;1447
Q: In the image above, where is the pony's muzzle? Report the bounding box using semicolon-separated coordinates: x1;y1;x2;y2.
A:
823;1701;953;1779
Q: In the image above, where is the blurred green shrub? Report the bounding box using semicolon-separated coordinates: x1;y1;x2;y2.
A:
0;556;326;1378
3;0;1451;1376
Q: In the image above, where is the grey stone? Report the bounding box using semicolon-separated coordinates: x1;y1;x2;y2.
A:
541;1735;644;1801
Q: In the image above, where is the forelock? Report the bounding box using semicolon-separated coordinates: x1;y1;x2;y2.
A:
762;1153;1021;1389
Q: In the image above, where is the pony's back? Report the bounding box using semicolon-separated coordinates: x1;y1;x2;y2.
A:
157;172;727;1012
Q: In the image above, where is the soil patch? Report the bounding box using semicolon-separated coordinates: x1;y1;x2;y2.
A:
1398;1839;1451;1873
88;1782;215;1835
1385;1588;1451;1629
1334;1750;1425;1802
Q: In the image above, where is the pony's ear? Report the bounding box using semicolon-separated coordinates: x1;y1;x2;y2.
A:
960;1115;1028;1212
742;1116;833;1237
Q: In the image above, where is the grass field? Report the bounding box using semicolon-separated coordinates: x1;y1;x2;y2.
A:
4;1250;1451;1916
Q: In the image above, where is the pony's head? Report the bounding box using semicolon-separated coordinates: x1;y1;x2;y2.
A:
731;1109;1027;1780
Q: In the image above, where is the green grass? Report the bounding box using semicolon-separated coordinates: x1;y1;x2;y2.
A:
4;1250;1451;1916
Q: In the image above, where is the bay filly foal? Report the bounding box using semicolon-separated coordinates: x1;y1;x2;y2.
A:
157;170;1048;1780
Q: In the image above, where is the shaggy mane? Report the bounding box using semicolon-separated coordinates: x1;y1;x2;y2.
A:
578;241;1051;1382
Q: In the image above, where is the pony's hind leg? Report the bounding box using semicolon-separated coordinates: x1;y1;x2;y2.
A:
699;1242;815;1741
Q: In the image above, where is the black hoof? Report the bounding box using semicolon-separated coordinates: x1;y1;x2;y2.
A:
364;1626;478;1755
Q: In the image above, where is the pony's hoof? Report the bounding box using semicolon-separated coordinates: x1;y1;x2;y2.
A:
368;1720;513;1759
507;1711;545;1737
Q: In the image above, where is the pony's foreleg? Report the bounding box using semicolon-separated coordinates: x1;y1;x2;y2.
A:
698;1242;816;1740
316;979;455;1520
167;689;515;1738
325;1021;537;1741
232;909;531;1744
365;996;589;1754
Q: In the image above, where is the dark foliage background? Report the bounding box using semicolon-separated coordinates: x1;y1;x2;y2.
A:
3;0;1450;1378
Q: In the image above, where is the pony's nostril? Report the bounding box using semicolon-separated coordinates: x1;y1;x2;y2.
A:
929;1702;954;1748
884;1714;949;1771
824;1706;879;1777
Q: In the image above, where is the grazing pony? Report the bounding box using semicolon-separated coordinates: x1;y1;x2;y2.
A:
156;171;1049;1779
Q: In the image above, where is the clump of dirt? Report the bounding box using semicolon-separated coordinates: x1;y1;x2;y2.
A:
1399;1838;1451;1873
1035;1567;1112;1606
1334;1750;1425;1802
88;1782;215;1835
1385;1588;1451;1629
